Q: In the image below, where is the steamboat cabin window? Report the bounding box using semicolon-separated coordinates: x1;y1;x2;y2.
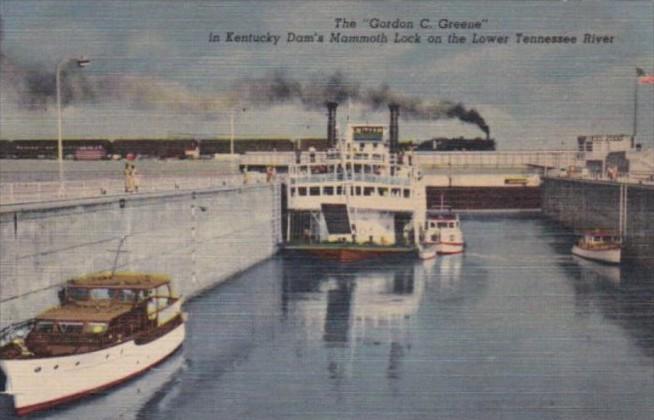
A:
437;222;448;228
355;186;362;196
378;187;388;196
391;188;401;196
309;187;320;196
290;187;296;196
336;186;343;195
323;186;334;195
298;187;307;196
363;187;374;196
403;189;411;198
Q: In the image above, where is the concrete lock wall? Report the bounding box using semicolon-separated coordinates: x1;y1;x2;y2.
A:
542;178;654;267
0;184;281;327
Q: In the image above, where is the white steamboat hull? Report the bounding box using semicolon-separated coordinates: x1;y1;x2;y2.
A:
572;245;621;264
1;321;185;416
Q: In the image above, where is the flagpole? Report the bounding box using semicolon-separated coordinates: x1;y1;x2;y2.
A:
632;72;639;145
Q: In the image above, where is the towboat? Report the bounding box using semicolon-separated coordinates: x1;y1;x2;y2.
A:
0;272;186;416
571;230;621;264
284;104;426;262
423;211;465;255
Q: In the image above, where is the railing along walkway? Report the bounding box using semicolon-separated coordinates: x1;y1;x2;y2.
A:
0;175;258;205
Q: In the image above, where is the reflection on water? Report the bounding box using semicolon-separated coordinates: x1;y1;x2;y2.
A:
323;278;353;346
439;253;463;279
281;259;429;384
573;256;622;285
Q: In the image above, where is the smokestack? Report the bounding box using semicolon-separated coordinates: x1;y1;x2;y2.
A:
389;103;399;153
326;102;338;147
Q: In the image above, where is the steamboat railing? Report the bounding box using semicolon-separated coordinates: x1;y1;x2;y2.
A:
244;150;583;170
290;172;412;186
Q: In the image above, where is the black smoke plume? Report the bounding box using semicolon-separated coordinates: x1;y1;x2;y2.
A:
236;72;490;135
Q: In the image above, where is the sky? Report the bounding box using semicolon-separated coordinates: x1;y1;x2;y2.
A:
0;0;653;150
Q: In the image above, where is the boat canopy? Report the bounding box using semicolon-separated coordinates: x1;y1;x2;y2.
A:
66;271;171;290
36;302;134;323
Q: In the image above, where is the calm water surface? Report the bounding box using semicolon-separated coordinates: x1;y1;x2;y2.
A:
5;215;654;419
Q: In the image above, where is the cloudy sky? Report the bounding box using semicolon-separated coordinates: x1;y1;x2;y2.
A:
1;0;652;149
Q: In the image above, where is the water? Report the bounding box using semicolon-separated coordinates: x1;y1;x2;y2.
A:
2;215;653;419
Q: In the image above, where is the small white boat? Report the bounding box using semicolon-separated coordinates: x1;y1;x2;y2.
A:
571;230;621;264
423;211;465;255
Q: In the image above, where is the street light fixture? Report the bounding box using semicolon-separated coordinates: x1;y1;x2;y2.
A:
56;56;91;184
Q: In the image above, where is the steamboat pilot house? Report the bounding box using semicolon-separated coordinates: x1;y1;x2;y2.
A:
285;113;426;261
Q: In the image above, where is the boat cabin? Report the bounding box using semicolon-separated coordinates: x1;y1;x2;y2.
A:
578;230;621;250
0;272;182;359
422;211;463;246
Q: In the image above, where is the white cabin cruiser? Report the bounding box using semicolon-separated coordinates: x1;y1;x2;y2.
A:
571;230;621;264
0;272;186;416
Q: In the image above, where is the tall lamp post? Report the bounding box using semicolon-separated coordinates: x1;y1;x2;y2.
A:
229;109;235;155
229;107;247;155
56;56;91;184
